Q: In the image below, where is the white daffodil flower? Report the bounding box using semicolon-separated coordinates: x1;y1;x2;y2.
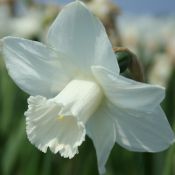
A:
1;1;175;174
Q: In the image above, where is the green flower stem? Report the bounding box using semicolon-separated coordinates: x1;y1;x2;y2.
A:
162;120;175;175
162;69;175;175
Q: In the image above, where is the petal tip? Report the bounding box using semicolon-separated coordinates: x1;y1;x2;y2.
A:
170;134;175;145
64;0;86;11
99;166;106;175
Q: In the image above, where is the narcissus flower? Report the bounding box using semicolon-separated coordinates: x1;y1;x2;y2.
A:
1;1;174;174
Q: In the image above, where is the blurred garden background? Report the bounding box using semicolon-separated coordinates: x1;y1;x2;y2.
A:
0;0;175;175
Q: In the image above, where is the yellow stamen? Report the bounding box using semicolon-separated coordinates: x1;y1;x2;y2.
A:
57;115;64;120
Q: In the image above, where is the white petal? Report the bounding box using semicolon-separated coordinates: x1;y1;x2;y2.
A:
106;101;175;152
2;37;74;97
86;101;116;174
47;1;119;74
25;96;85;158
92;66;165;112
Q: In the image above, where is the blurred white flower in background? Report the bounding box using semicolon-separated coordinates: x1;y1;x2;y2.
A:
119;15;175;86
148;53;173;86
167;38;175;64
0;0;44;39
86;0;121;46
87;0;119;23
1;1;175;174
0;3;12;37
119;15;175;56
148;36;175;86
10;8;43;39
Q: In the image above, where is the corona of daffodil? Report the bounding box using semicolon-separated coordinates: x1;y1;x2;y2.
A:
1;1;174;174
